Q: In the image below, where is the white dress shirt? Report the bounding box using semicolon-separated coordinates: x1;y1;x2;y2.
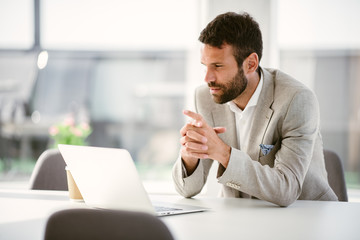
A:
227;73;263;151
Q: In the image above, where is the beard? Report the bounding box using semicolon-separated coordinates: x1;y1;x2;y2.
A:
208;67;248;104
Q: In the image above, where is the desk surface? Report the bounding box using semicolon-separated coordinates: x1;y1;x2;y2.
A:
1;189;360;240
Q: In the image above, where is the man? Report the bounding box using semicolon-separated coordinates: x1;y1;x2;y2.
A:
172;12;338;207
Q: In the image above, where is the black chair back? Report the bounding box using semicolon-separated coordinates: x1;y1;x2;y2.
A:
29;149;67;190
324;149;348;202
44;208;174;240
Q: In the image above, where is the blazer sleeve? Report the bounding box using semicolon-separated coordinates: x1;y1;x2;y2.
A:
172;156;213;197
172;87;214;198
218;88;320;206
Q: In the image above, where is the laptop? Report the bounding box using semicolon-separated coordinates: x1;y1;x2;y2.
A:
58;144;208;216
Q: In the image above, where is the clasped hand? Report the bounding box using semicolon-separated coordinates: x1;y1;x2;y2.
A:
180;110;231;170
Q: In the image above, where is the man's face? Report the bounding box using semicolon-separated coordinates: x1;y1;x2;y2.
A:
201;44;247;104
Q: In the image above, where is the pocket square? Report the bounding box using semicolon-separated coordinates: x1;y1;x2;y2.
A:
259;144;274;156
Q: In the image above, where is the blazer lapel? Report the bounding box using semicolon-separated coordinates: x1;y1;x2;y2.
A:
211;105;237;177
211;105;238;148
245;69;274;160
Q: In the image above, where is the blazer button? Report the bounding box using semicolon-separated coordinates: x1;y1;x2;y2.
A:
226;182;241;190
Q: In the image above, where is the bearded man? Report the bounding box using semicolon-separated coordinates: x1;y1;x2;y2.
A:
172;12;337;206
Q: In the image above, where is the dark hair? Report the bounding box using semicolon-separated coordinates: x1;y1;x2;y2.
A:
199;12;263;69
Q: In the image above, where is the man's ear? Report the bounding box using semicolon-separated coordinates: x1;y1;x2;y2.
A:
243;53;259;74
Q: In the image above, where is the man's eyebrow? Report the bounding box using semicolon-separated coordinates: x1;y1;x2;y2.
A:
201;62;224;66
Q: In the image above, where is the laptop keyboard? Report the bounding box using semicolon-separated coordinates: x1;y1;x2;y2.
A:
154;206;182;212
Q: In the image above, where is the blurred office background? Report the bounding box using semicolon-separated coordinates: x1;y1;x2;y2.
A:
0;0;359;192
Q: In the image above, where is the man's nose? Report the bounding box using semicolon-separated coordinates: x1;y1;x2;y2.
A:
204;69;215;83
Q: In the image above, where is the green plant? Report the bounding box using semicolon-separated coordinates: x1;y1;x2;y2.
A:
49;117;92;147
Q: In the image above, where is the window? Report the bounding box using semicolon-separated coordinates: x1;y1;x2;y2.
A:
0;0;34;49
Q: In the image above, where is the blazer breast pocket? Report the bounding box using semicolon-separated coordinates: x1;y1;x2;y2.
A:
258;140;281;168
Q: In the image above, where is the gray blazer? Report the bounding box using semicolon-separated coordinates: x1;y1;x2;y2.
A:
172;68;338;206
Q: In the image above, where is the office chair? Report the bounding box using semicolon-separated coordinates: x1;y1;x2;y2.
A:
29;148;68;190
44;208;174;240
323;149;348;202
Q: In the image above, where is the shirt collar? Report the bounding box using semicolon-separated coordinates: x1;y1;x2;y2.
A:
227;71;264;113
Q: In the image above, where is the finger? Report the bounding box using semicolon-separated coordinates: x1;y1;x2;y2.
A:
180;136;186;145
186;152;209;159
187;119;202;127
181;148;209;159
214;127;226;134
185;142;208;151
180;124;189;137
180;132;207;147
183;110;202;120
180;135;200;146
183;110;203;127
180;122;196;136
186;130;207;143
180;136;202;147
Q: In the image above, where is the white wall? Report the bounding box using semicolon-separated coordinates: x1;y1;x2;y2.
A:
0;0;34;49
41;0;199;51
206;0;275;68
277;0;360;50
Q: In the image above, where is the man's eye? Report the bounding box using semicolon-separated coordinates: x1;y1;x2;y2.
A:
215;65;223;68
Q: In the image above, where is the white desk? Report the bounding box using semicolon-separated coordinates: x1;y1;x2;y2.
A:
1;189;359;240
